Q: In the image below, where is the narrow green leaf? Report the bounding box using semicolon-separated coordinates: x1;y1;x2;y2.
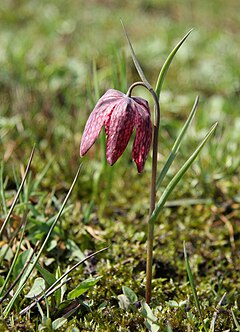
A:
166;324;173;332
150;122;217;224
3;165;82;318
210;292;227;332
184;242;207;332
0;276;4;286
156;96;199;190
55;266;63;305
1;248;37;304
20;247;108;315
57;300;72;312
0;162;7;216
0;145;35;237
232;309;240;331
67;276;102;300
32;157;54;192
155;29;193;99
121;19;152;90
12;249;34;280
0;212;28;299
183;242;202;316
165;198;212;208
36;302;45;321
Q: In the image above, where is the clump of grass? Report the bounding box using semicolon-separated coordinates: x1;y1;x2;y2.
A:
0;151;107;330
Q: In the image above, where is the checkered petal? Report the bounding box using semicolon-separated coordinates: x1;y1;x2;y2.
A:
106;98;135;165
80;89;124;156
80;88;152;172
132;97;152;173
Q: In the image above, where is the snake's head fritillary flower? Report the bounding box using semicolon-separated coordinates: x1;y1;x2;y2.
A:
80;89;152;173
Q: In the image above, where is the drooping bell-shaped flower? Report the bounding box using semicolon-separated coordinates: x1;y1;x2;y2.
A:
80;89;152;173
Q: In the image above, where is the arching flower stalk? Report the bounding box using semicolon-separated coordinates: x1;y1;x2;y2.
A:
80;81;160;304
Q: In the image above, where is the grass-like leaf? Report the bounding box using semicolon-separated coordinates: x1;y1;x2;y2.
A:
1;245;39;307
232;309;240;331
20;247;108;315
3;164;82;318
183;244;203;318
0;145;35;237
166;324;173;332
150;122;218;224
156;96;199;190
68;276;102;300
0;162;7;216
121;19;152;90
32;157;54;192
209;292;227;332
0;210;28;300
183;242;207;332
155;29;193;99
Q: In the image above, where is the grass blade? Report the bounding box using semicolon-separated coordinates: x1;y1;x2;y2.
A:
209;292;227;332
3;164;82;318
150;122;217;224
32;157;54;192
232;309;240;331
155;29;193;99
121;19;152;90
156;96;199;190
0;210;28;300
165;198;212;208
166;324;173;332
20;247;108;315
0;162;7;216
0;145;35;237
0;243;39;305
183;242;207;332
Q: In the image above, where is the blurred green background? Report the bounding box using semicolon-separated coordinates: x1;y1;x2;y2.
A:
1;0;239;211
0;0;239;181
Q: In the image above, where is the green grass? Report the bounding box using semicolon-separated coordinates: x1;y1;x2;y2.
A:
0;0;240;331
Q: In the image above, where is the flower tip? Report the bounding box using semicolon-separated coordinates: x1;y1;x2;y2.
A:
79;144;86;157
106;154;116;166
136;164;144;173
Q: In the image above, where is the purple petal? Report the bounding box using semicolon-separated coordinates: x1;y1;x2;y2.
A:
132;99;152;173
106;98;135;165
131;96;149;110
80;89;123;156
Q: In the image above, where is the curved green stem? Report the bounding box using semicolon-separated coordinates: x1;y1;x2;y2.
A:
127;81;160;303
